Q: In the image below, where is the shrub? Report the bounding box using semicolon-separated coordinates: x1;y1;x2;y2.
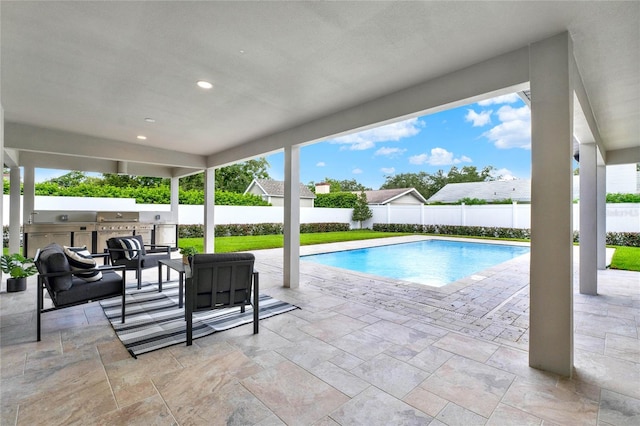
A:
314;192;358;208
373;223;639;247
179;222;350;238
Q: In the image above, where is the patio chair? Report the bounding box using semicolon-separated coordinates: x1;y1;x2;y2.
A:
186;253;259;345
34;243;126;341
106;235;171;289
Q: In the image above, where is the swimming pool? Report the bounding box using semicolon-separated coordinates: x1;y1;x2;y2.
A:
301;239;530;287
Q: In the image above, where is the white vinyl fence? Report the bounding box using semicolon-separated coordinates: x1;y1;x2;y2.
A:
3;196;639;232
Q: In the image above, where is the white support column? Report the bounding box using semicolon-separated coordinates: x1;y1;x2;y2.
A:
529;33;574;377
170;176;179;224
579;143;598;295
9;167;21;255
22;166;35;227
203;168;215;253
596;165;607;269
283;145;300;288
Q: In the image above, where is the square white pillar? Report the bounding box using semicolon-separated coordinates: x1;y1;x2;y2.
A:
170;176;180;224
203;168;215;253
579;142;598;295
283;145;300;288
597;165;607;270
9;166;21;255
529;33;574;377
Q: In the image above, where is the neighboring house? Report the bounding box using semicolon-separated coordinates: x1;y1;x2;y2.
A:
428;180;531;203
357;188;427;205
244;179;316;207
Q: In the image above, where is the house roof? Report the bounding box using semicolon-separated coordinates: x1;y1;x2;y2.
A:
427;180;531;203
247;179;316;199
358;188;427;205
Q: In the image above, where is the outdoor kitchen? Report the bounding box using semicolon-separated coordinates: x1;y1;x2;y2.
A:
23;211;178;258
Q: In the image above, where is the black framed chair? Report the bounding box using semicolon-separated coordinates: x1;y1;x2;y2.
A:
186;253;259;346
106;235;171;289
34;243;126;341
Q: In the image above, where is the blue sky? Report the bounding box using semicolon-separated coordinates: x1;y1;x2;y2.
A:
267;92;532;189
35;93;532;188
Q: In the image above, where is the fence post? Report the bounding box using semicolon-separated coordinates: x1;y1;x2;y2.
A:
386;204;391;224
461;202;466;226
512;201;518;228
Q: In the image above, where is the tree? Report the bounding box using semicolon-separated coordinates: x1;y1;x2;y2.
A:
351;191;373;229
380;171;433;199
101;174;167;188
215;158;270;193
48;171;95;188
178;158;271;193
307;177;369;193
380;165;497;200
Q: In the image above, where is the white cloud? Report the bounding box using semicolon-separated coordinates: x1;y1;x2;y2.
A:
316;161;326;167
483;105;531;149
409;153;429;165
330;117;424;151
380;167;395;174
409;148;472;166
465;109;492;127
477;93;520;106
491;167;518;180
375;147;406;157
352;168;363;174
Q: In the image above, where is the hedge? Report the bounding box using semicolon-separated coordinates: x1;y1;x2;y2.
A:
178;222;350;238
373;223;640;247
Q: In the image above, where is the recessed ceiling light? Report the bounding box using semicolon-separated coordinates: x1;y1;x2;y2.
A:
196;80;213;89
137;135;147;140
239;49;245;54
144;118;156;123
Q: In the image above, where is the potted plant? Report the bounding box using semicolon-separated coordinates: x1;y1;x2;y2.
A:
1;253;38;292
179;246;198;265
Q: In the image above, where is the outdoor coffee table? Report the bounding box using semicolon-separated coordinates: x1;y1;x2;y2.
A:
158;258;190;308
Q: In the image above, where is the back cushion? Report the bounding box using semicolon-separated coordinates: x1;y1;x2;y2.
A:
118;237;143;260
63;246;103;283
38;244;72;292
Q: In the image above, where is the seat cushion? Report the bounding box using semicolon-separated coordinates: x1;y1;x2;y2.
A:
55;271;123;306
63;246;103;282
37;244;72;292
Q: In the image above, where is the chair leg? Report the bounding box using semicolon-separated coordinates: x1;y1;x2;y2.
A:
37;278;43;341
253;272;259;334
137;269;142;290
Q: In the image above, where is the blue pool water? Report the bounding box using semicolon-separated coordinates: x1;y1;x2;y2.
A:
302;239;530;287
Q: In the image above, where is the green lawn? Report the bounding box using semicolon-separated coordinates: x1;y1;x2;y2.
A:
179;230;412;254
610;246;640;271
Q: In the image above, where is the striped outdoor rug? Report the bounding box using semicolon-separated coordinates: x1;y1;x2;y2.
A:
100;281;298;357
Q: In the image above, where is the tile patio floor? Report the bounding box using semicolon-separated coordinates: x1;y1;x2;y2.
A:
1;236;639;425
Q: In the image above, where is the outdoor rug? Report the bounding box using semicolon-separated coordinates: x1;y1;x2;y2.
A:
99;281;299;357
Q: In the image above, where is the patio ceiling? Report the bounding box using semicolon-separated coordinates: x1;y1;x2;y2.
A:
2;1;639;177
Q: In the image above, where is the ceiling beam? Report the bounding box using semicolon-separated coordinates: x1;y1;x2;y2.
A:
5;122;207;169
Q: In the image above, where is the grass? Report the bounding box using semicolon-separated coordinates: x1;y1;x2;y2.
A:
610;246;640;271
179;230;412;254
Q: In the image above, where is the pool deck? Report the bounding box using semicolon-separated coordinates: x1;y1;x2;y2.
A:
1;236;639;425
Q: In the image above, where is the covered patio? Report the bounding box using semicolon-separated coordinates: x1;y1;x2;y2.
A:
1;2;639;424
1;237;638;424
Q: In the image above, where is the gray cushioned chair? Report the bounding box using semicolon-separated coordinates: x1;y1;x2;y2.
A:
106;235;171;289
34;243;126;341
186;253;259;346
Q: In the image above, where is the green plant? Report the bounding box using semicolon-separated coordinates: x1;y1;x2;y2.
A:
179;246;199;257
1;253;38;278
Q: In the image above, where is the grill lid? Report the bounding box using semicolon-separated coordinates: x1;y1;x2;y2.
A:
96;211;139;222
